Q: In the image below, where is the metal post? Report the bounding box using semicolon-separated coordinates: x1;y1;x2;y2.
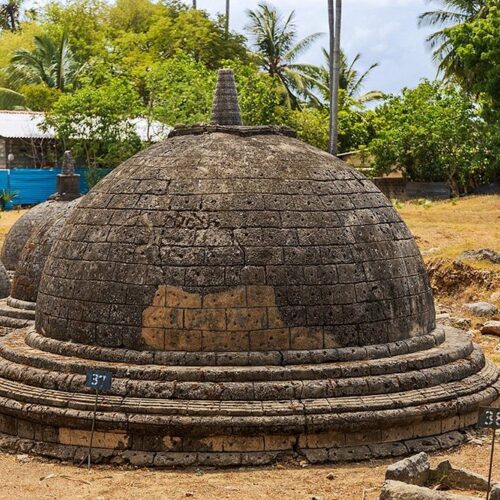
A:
486;428;496;500
87;387;99;469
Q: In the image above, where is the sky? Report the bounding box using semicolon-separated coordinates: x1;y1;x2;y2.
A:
183;0;439;95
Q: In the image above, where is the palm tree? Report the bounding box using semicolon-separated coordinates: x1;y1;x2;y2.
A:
418;0;488;81
245;2;323;109
0;0;22;32
329;0;342;155
316;48;383;104
0;87;24;108
8;32;82;91
225;0;230;37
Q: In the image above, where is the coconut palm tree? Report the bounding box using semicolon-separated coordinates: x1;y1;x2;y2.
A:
225;0;230;37
418;0;488;81
0;0;22;32
8;32;82;91
245;2;323;109
314;48;383;104
0;87;24;108
329;0;342;155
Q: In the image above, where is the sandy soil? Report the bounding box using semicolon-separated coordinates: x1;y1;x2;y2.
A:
0;435;497;500
0;196;498;500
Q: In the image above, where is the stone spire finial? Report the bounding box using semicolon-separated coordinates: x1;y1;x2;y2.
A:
54;149;80;200
62;150;75;176
211;69;242;126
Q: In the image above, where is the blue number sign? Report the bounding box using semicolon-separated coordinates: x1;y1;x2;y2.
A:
85;369;113;391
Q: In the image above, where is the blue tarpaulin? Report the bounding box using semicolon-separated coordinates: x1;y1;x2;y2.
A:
0;168;110;206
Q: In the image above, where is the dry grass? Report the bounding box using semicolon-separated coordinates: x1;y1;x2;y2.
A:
396;195;499;267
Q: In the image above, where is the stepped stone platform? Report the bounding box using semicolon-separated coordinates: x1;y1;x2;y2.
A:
0;70;497;466
0;325;497;465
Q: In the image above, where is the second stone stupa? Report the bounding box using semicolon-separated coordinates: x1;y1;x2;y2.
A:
0;152;81;331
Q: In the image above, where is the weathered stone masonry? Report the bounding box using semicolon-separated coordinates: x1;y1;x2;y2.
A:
0;71;497;466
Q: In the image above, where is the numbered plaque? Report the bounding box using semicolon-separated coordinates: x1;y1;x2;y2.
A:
478;407;500;429
85;369;113;391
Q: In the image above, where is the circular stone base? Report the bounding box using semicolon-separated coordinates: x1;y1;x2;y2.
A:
0;428;470;467
0;326;497;467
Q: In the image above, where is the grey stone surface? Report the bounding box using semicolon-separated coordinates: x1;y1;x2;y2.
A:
481;321;500;336
491;484;500;500
11;198;80;303
460;248;500;264
0;261;10;299
464;302;498;317
1;200;75;271
431;459;496;492
36;128;435;351
385;452;430;486
379;480;480;500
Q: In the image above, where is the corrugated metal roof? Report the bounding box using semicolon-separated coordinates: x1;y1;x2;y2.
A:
0;111;55;139
0;110;171;142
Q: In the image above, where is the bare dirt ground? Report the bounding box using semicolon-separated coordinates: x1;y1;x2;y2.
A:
0;195;498;500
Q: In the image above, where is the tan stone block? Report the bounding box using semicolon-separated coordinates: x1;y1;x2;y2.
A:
165;307;184;328
142;327;165;350
184;308;226;331
166;285;201;308
300;431;346;449
413;419;442;438
203;287;246;308
198;436;225;452
143;306;167;328
226;307;268;331
59;428;128;449
381;425;414;443
249;329;290;350
246;285;276;307
463;412;478;427
202;330;249;351
223;435;265;452
164;329;202;351
267;307;284;328
290;327;323;350
345;430;382;446
264;434;297;451
162;435;183;451
441;415;460;433
152;285;166;306
323;329;342;348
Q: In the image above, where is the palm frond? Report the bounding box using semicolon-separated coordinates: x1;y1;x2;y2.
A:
0;87;25;109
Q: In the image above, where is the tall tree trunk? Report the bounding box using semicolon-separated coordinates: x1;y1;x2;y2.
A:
225;0;230;37
327;0;335;154
329;0;342;156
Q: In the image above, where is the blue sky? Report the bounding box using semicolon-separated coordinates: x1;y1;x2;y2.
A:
185;0;439;95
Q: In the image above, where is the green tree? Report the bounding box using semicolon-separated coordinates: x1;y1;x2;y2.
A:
0;0;22;31
42;0;109;63
445;2;499;109
148;8;247;69
45;78;143;168
8;32;83;91
310;48;383;106
146;55;216;126
418;0;488;81
245;2;322;108
369;80;491;194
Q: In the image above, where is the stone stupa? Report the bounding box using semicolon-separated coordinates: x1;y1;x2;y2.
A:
0;152;81;331
0;70;497;466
